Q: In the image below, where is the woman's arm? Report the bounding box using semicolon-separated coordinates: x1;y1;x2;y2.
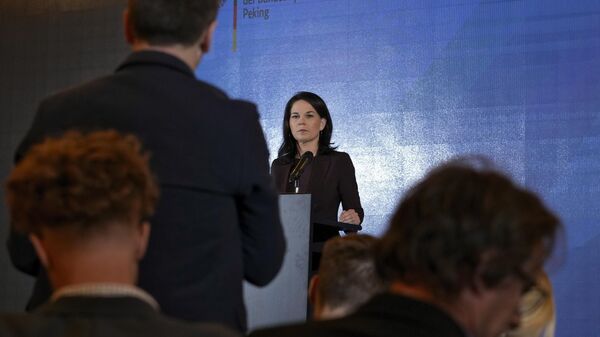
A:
338;153;364;224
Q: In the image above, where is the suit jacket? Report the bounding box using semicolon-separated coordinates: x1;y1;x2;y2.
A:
0;296;240;337
7;51;286;331
271;151;363;242
248;293;468;337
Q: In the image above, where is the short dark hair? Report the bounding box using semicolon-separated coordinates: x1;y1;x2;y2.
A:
128;0;220;46
277;91;337;160
375;157;560;300
6;130;159;235
318;234;386;311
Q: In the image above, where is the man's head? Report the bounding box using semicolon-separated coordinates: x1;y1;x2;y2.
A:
124;0;220;50
309;234;386;320
375;157;561;337
6;130;159;287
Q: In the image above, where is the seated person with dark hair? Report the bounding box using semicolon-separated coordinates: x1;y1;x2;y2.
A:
250;157;562;337
309;234;386;320
0;130;238;337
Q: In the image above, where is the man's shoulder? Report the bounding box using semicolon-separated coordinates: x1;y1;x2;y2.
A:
0;312;240;337
249;317;369;337
249;293;468;337
40;74;113;105
40;72;258;118
190;79;259;118
193;79;229;100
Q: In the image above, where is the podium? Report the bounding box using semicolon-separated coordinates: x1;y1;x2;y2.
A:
243;194;311;331
243;194;362;331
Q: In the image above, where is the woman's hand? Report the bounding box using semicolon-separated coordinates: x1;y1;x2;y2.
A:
339;209;360;224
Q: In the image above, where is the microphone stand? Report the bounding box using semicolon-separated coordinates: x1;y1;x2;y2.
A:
289;151;313;194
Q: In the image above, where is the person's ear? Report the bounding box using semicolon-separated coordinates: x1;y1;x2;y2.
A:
123;9;135;45
29;233;49;268
135;222;151;260
471;250;501;295
200;20;218;53
308;274;319;305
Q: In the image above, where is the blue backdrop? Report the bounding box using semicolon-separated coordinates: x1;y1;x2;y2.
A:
197;1;600;335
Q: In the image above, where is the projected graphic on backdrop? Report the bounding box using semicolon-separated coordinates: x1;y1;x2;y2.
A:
197;1;600;336
223;0;299;51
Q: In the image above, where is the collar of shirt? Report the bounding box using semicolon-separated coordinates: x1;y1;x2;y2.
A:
51;283;159;311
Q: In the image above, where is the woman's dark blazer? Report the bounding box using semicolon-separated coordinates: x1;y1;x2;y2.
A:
271;151;364;242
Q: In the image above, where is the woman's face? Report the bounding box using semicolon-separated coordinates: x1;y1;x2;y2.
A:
289;100;327;145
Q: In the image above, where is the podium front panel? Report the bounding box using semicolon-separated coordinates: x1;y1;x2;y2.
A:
243;194;311;331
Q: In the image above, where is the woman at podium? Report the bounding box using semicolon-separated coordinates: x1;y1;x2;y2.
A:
271;91;363;243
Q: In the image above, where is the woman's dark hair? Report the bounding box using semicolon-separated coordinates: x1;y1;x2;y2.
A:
277;91;337;160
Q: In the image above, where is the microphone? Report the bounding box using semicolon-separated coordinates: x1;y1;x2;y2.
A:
288;151;314;184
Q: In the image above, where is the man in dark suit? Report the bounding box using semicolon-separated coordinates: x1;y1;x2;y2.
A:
7;0;285;332
250;158;562;337
2;130;238;337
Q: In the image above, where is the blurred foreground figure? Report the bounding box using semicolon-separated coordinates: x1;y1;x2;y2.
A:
8;0;285;331
1;131;238;337
250;157;561;337
0;131;235;337
308;234;386;320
